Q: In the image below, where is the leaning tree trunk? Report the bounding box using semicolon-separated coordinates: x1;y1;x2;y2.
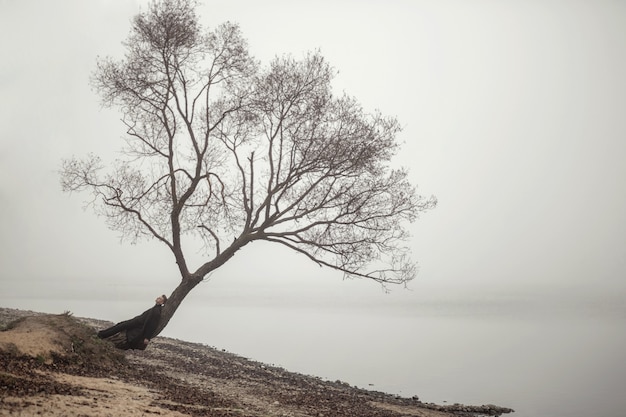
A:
154;236;251;336
155;275;203;336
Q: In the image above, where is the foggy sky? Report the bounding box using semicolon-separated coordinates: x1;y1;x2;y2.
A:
1;0;625;322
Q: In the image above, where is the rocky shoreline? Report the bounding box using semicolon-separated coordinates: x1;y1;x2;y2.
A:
0;307;514;416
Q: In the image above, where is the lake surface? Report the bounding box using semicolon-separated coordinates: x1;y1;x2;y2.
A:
2;293;625;417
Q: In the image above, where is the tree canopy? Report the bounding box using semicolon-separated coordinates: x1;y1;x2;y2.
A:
60;0;436;333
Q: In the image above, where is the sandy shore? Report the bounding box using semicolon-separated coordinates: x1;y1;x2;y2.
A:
0;307;513;416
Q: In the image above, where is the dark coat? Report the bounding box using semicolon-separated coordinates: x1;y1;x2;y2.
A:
98;304;162;350
125;304;162;349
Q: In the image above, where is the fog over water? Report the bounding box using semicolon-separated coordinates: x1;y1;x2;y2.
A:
2;1;626;417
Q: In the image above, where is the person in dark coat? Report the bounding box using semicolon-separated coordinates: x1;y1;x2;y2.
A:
97;294;167;350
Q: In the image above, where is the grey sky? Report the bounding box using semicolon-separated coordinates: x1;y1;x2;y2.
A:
1;0;625;319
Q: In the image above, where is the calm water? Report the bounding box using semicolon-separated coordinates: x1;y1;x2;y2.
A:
2;295;625;417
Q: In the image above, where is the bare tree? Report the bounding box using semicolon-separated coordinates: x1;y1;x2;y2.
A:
61;0;436;334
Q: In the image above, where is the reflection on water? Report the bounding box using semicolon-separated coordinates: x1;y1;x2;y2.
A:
2;294;625;417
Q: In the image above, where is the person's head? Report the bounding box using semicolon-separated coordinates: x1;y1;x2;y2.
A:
155;294;167;305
